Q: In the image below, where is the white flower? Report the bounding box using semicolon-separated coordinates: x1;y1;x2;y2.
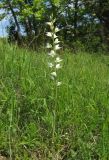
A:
46;22;53;26
54;38;60;44
55;57;62;63
46;32;53;37
57;82;62;86
46;43;52;48
48;62;54;68
48;50;56;57
46;22;54;30
54;44;61;50
56;63;62;69
51;72;57;77
55;27;60;33
53;34;58;39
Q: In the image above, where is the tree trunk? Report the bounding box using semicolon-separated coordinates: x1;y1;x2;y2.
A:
7;0;21;44
74;0;78;38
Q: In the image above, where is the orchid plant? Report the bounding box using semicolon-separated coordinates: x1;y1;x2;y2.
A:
46;18;62;143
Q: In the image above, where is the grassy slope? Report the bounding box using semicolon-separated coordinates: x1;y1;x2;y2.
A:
0;42;109;159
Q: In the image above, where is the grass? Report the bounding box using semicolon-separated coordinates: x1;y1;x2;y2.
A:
0;41;109;159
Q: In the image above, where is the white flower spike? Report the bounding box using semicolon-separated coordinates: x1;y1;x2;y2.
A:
46;19;62;86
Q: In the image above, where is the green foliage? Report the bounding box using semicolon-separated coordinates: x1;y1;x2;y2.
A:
1;0;109;51
52;0;60;6
0;41;109;159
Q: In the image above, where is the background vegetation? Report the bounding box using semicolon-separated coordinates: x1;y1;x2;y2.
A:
0;40;109;159
0;0;109;52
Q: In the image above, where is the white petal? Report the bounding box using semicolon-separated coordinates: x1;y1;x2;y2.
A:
48;63;54;68
48;50;56;57
55;57;62;63
54;38;60;44
57;82;62;86
53;34;58;39
46;43;52;48
51;72;57;77
46;32;53;37
46;22;53;26
56;64;62;69
46;22;54;30
55;27;60;33
55;44;61;50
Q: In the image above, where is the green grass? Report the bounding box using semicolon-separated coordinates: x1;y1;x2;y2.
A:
0;41;109;159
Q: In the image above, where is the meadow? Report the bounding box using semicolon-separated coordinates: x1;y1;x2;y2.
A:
0;41;109;159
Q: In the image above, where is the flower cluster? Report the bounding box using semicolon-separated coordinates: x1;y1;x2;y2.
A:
46;20;62;86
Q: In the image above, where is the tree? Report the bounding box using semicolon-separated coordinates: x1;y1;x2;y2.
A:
0;0;109;51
